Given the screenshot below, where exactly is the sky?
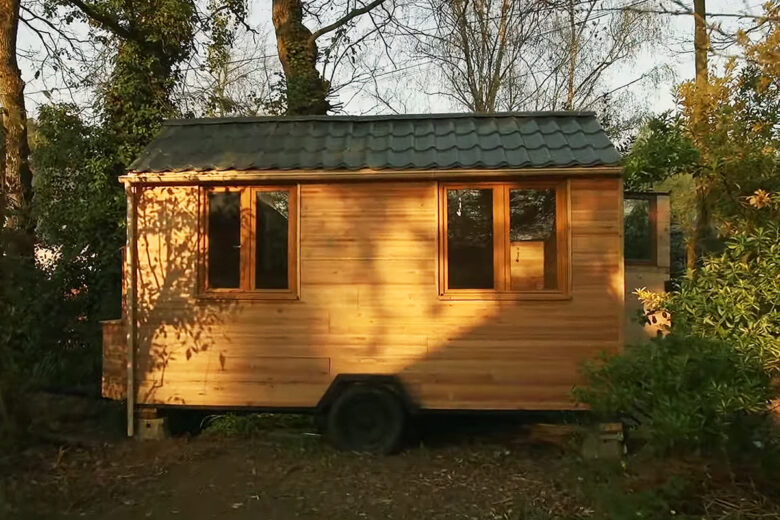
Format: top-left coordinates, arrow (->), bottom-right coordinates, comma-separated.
16,0 -> 768,118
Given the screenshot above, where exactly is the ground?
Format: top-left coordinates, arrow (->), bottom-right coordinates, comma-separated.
1,395 -> 779,520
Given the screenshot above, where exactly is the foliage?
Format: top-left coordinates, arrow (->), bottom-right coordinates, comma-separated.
574,333 -> 774,454
93,0 -> 196,163
623,113 -> 700,191
27,105 -> 126,389
659,219 -> 780,374
676,63 -> 780,231
0,250 -> 99,439
202,413 -> 313,437
623,5 -> 779,267
578,470 -> 697,520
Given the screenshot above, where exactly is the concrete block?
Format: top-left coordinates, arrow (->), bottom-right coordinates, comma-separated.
581,422 -> 625,460
137,416 -> 168,440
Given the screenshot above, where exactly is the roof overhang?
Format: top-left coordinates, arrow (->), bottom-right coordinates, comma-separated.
119,166 -> 623,185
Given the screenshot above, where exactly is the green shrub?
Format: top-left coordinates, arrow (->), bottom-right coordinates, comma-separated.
668,221 -> 780,374
201,413 -> 312,437
574,334 -> 774,453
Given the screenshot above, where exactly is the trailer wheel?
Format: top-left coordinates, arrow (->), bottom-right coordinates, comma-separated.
327,384 -> 405,454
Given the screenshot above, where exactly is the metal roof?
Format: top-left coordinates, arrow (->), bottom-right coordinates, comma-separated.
128,112 -> 621,173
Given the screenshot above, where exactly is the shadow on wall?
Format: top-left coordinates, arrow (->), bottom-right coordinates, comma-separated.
135,186 -> 238,405
130,179 -> 623,411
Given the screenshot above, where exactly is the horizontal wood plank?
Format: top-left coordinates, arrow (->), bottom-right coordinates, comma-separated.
126,178 -> 624,410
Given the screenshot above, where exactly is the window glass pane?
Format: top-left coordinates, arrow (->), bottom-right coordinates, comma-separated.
509,188 -> 557,290
447,189 -> 493,289
255,191 -> 290,289
624,198 -> 652,261
208,192 -> 241,288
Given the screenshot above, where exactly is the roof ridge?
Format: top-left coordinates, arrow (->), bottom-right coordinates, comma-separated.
163,112 -> 598,126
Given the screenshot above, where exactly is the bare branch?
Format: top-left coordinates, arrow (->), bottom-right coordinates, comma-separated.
310,0 -> 387,42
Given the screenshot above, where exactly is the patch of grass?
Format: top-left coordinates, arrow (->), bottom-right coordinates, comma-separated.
201,412 -> 314,437
583,475 -> 698,520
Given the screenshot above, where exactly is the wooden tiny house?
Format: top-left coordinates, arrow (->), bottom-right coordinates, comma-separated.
104,113 -> 668,450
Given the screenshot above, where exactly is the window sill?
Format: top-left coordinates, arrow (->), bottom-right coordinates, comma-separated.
197,290 -> 299,301
438,290 -> 572,301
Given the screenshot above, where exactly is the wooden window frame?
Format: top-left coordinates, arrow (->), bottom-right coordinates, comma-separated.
623,192 -> 658,266
198,185 -> 299,300
438,180 -> 570,301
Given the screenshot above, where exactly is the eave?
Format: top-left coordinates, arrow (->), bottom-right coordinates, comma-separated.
119,166 -> 624,185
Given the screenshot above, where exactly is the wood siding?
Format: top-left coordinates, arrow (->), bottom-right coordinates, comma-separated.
101,319 -> 126,400
130,178 -> 624,410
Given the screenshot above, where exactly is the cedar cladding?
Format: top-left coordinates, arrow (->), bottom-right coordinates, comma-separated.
129,178 -> 623,410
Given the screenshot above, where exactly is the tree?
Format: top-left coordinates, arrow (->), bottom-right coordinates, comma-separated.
406,0 -> 544,113
271,0 -> 389,115
685,0 -> 709,271
400,0 -> 663,115
623,113 -> 700,192
674,5 -> 779,255
622,2 -> 779,272
57,0 -> 196,162
0,0 -> 34,258
178,25 -> 282,117
536,0 -> 663,111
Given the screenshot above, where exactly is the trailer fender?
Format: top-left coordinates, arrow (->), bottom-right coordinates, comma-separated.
316,374 -> 418,414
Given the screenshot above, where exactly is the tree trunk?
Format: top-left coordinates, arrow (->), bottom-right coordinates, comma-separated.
565,0 -> 578,110
0,0 -> 34,258
693,0 -> 708,88
272,0 -> 331,115
0,119 -> 6,239
687,0 -> 708,272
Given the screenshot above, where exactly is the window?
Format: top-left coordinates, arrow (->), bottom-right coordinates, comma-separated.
201,186 -> 297,298
624,194 -> 656,264
439,181 -> 569,299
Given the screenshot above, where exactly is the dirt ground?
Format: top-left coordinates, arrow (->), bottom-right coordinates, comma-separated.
2,417 -> 590,520
1,396 -> 779,520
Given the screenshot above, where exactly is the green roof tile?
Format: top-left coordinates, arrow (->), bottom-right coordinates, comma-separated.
128,112 -> 621,173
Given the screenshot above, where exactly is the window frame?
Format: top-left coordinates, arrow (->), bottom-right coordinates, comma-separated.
438,180 -> 570,301
623,192 -> 658,266
198,185 -> 299,300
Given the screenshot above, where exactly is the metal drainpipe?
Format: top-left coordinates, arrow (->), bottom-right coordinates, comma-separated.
125,184 -> 137,437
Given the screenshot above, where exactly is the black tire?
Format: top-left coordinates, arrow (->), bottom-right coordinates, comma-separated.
326,384 -> 406,454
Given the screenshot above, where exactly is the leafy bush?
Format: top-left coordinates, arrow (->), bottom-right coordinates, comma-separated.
201,413 -> 312,437
574,334 -> 774,453
0,254 -> 71,438
667,221 -> 780,374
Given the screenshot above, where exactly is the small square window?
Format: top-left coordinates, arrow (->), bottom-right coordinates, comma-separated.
201,186 -> 297,299
439,182 -> 569,299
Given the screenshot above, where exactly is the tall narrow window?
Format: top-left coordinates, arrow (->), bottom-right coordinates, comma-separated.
509,188 -> 557,290
447,189 -> 494,289
439,182 -> 568,298
624,197 -> 654,263
202,186 -> 297,298
255,191 -> 289,289
207,191 -> 241,288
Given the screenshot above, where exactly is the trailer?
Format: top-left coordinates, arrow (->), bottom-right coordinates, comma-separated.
102,112 -> 670,452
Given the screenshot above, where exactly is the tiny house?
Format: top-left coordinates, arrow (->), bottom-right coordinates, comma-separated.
103,113 -> 669,451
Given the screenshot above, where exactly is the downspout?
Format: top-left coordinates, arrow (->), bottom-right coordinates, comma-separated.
125,184 -> 137,437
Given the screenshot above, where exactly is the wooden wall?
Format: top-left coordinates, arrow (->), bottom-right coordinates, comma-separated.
101,319 -> 126,400
129,177 -> 624,410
